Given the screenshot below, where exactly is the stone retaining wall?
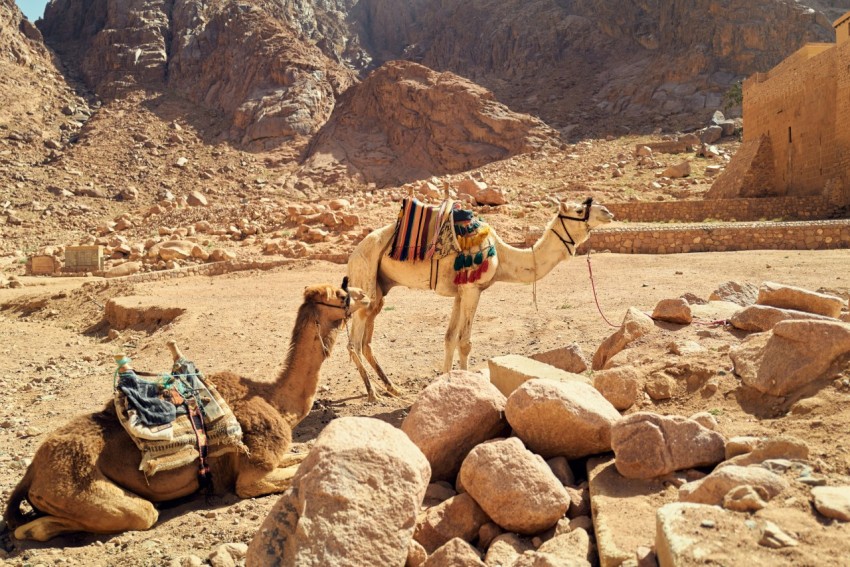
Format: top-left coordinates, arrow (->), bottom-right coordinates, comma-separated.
578,220 -> 850,255
88,258 -> 296,287
606,196 -> 837,223
81,222 -> 850,288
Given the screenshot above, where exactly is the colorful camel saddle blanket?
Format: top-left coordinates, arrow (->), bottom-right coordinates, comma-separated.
114,358 -> 246,477
387,198 -> 497,284
388,198 -> 458,261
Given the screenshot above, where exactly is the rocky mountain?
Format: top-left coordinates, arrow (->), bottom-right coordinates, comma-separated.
343,0 -> 844,135
38,0 -> 358,149
33,0 -> 850,148
302,61 -> 561,186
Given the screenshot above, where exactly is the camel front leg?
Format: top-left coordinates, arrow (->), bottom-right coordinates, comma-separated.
457,287 -> 482,370
362,297 -> 402,397
347,308 -> 379,402
235,454 -> 307,499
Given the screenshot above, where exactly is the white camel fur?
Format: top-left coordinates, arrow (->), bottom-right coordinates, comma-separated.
346,198 -> 614,401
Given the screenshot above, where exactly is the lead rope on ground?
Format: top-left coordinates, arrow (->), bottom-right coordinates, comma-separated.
586,251 -> 729,329
585,251 -> 620,329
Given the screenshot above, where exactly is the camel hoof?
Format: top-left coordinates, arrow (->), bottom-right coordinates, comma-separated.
366,392 -> 378,403
385,386 -> 403,398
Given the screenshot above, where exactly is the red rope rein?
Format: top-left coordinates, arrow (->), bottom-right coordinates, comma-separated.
585,251 -> 729,329
585,252 -> 620,328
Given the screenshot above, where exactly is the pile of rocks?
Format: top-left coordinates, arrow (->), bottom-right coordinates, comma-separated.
245,280 -> 850,566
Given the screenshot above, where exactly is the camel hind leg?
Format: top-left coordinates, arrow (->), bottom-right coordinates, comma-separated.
444,287 -> 482,372
15,477 -> 158,541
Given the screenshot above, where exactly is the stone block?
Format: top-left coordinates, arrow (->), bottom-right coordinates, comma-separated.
488,355 -> 589,397
588,456 -> 676,567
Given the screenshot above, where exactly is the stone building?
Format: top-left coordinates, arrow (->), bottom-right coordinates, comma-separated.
708,11 -> 850,210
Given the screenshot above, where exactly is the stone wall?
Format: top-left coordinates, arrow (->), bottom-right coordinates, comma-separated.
606,195 -> 837,223
738,40 -> 850,200
579,220 -> 850,255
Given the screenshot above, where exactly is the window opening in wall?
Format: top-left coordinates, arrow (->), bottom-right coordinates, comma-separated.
788,127 -> 792,143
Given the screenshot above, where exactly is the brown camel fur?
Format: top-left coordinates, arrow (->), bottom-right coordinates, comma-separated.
3,282 -> 369,541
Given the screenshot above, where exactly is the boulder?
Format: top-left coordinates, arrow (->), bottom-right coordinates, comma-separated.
811,486 -> 850,521
422,538 -> 485,567
105,261 -> 141,279
401,370 -> 507,481
730,304 -> 836,332
506,379 -> 621,459
730,320 -> 850,396
592,366 -> 641,411
458,437 -> 568,534
530,343 -> 589,374
662,160 -> 691,178
536,528 -> 592,565
155,240 -> 205,262
709,281 -> 759,306
413,493 -> 489,554
611,413 -> 725,479
700,125 -> 723,144
651,298 -> 692,325
719,436 -> 809,468
592,307 -> 656,370
187,191 -> 209,207
484,533 -> 535,566
756,281 -> 845,318
679,465 -> 789,505
476,187 -> 507,206
247,417 -> 430,567
488,355 -> 589,397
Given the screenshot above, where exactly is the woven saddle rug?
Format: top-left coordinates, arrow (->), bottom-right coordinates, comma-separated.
388,198 -> 457,262
387,198 -> 497,285
114,358 -> 246,478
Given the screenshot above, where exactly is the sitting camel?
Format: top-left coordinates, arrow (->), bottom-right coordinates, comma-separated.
4,281 -> 369,541
346,198 -> 614,401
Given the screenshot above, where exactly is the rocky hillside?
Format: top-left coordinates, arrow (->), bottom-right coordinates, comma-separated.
34,0 -> 850,144
0,0 -> 85,164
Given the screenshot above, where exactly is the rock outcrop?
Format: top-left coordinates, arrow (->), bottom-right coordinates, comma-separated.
40,0 -> 356,147
302,61 -> 560,186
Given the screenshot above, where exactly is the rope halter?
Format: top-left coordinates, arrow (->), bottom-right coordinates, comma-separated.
551,197 -> 594,256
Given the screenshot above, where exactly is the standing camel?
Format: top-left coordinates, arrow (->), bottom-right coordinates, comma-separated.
346,198 -> 614,401
4,281 -> 369,541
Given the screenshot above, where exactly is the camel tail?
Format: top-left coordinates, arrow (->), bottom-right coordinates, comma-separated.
3,465 -> 35,529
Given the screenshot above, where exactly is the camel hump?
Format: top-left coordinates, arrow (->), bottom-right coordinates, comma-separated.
347,223 -> 395,300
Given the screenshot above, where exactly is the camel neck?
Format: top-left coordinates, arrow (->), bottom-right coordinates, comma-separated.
492,226 -> 578,284
271,317 -> 338,428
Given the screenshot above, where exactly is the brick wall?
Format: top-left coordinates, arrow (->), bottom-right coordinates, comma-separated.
579,220 -> 850,254
606,195 -> 836,223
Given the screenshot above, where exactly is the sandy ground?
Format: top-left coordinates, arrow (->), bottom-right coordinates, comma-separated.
1,249 -> 850,566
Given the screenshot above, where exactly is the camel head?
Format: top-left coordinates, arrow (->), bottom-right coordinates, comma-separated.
557,198 -> 615,230
547,198 -> 614,256
302,282 -> 370,323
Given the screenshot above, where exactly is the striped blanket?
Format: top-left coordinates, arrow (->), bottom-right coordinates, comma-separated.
388,198 -> 457,261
